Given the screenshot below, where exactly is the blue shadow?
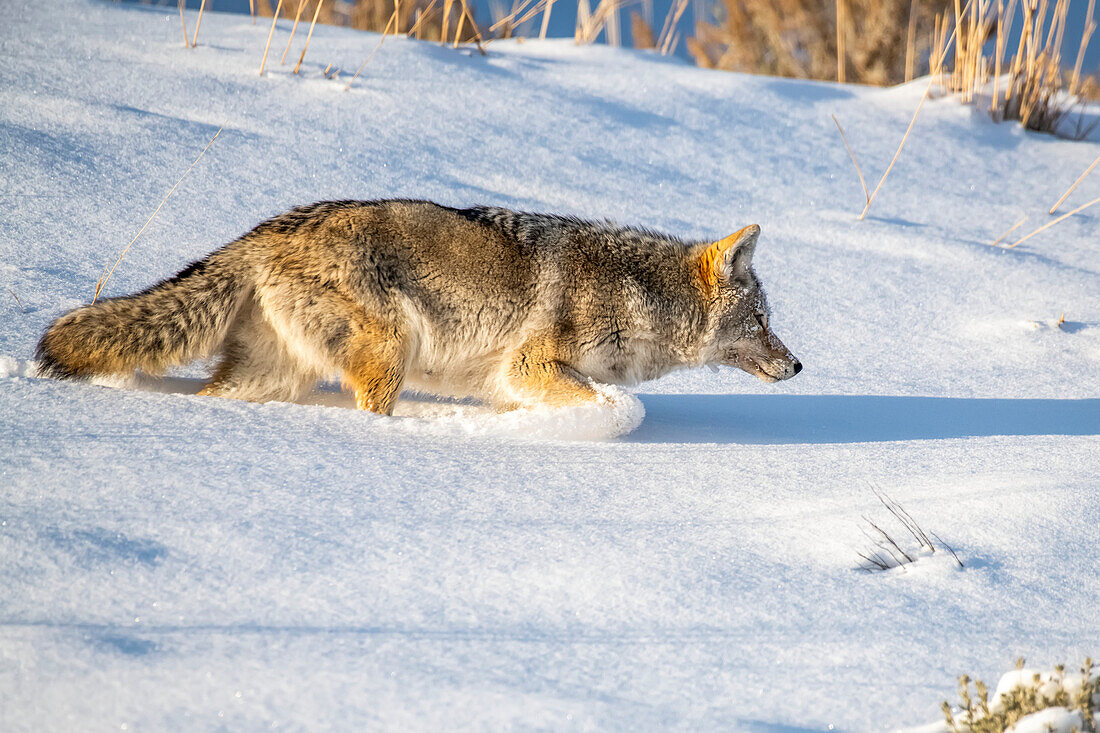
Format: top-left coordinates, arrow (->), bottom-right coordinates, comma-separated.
627,394 -> 1100,444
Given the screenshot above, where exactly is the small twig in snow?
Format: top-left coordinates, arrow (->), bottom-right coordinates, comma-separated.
930,531 -> 964,568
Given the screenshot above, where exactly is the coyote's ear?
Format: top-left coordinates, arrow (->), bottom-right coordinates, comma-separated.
700,224 -> 760,286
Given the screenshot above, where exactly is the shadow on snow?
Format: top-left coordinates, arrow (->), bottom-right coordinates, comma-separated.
77,372 -> 1099,444
626,394 -> 1100,444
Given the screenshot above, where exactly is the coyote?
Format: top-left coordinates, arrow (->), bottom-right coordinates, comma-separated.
36,200 -> 801,414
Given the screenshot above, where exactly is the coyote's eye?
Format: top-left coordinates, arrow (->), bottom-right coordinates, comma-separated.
754,313 -> 767,330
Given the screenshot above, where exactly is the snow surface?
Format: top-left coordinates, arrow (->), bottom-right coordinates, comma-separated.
1,0 -> 1099,729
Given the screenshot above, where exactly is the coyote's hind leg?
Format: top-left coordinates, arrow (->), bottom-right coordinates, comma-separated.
341,317 -> 407,416
255,283 -> 408,416
199,299 -> 316,403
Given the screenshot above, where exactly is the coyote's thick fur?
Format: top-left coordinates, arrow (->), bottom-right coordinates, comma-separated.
37,200 -> 801,413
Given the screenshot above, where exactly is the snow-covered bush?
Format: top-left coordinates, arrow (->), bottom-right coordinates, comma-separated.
939,658 -> 1099,733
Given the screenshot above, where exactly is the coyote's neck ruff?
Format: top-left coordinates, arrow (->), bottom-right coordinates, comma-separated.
37,200 -> 801,414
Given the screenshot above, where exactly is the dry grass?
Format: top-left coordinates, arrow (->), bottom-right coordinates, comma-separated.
858,81 -> 935,219
832,114 -> 870,206
93,125 -> 224,303
256,0 -> 481,44
8,288 -> 26,313
852,0 -> 979,220
346,9 -> 398,88
856,490 -> 962,572
177,0 -> 190,47
489,0 -> 564,40
291,0 -> 327,73
255,0 -> 674,52
688,0 -> 952,85
942,657 -> 1098,733
279,0 -> 310,64
192,0 -> 208,46
630,9 -> 656,48
656,0 -> 689,54
933,0 -> 1099,137
1000,193 -> 1100,247
680,0 -> 1099,142
989,214 -> 1029,245
259,0 -> 286,74
1049,152 -> 1100,213
574,0 -> 640,45
620,0 -> 690,53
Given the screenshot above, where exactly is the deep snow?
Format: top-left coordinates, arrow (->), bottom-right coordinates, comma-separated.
1,0 -> 1098,729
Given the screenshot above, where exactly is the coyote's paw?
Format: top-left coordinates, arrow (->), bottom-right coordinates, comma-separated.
530,382 -> 645,440
456,382 -> 645,440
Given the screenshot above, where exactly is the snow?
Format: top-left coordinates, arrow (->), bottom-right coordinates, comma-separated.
1007,708 -> 1087,733
1,0 -> 1099,729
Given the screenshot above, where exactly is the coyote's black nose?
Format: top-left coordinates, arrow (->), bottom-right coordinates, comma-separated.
792,361 -> 803,375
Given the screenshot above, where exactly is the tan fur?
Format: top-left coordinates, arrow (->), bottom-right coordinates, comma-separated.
344,319 -> 407,415
503,334 -> 601,407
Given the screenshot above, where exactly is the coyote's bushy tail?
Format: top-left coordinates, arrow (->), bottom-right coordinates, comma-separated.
35,250 -> 246,380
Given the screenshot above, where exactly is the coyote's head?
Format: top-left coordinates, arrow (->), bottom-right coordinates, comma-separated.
696,224 -> 802,382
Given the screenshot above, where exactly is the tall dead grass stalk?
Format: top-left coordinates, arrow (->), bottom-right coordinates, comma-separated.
905,0 -> 919,80
489,0 -> 541,37
858,1 -> 970,220
989,214 -> 1028,245
1049,152 -> 1100,213
260,0 -> 286,75
832,114 -> 869,206
346,9 -> 397,89
191,0 -> 208,47
1002,195 -> 1100,248
408,0 -> 440,36
178,0 -> 189,47
836,0 -> 847,82
292,0 -> 325,73
576,0 -> 637,44
1070,0 -> 1096,95
94,125 -> 224,304
280,0 -> 308,64
539,0 -> 554,37
657,0 -> 689,54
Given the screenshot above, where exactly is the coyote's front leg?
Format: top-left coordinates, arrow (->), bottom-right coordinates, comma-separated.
504,341 -> 601,408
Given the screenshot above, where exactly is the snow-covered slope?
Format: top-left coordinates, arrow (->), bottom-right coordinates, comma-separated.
1,0 -> 1098,729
